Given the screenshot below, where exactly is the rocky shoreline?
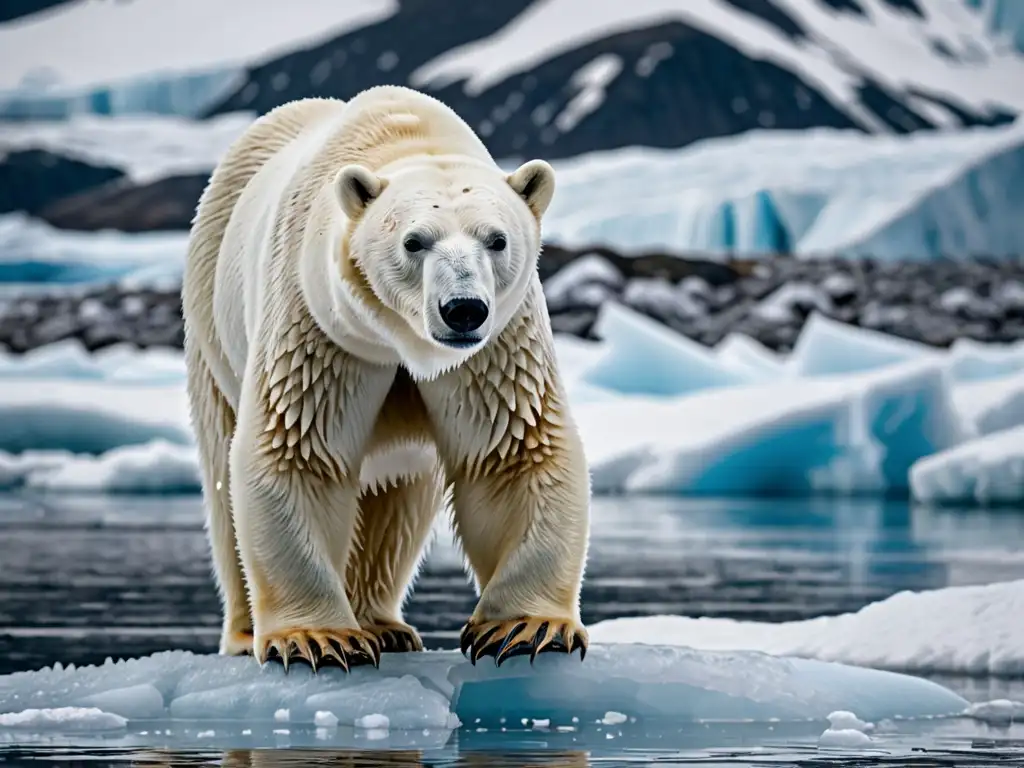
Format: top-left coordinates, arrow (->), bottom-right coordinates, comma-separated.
1,248 -> 1023,356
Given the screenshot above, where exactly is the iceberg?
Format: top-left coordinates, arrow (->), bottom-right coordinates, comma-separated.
4,296 -> 1024,499
0,339 -> 186,383
0,439 -> 201,494
590,579 -> 1024,677
951,370 -> 1024,436
713,332 -> 787,381
0,645 -> 969,741
947,338 -> 1024,384
0,343 -> 967,497
967,0 -> 1024,53
0,379 -> 192,455
574,356 -> 964,495
786,312 -> 940,378
909,424 -> 1024,506
0,214 -> 188,288
581,302 -> 757,396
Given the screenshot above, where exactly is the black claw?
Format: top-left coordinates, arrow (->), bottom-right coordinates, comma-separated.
380,630 -> 406,654
495,641 -> 534,667
469,625 -> 502,665
573,632 -> 587,661
459,626 -> 474,656
493,621 -> 526,657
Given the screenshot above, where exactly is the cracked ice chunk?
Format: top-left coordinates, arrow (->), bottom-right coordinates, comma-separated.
0,644 -> 967,741
0,706 -> 126,731
583,301 -> 756,397
788,312 -> 939,377
910,424 -> 1024,505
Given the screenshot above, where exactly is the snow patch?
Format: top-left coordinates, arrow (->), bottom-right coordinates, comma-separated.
0,113 -> 254,184
0,0 -> 397,92
0,706 -> 126,731
412,0 -> 1024,120
590,578 -> 1024,676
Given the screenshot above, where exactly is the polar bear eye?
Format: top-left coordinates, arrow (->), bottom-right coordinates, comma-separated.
403,236 -> 426,253
486,233 -> 507,252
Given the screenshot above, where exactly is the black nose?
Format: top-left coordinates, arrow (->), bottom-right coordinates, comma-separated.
439,297 -> 489,333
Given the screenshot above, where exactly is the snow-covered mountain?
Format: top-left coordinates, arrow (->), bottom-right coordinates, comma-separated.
2,0 -> 1023,160
2,0 -> 1022,261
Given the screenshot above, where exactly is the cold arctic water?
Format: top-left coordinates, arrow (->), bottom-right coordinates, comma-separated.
1,492 -> 1023,767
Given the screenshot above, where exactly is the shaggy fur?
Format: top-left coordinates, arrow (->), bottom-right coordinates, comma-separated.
182,85 -> 591,669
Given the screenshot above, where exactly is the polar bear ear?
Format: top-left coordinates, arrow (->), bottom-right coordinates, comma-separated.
334,164 -> 388,220
506,159 -> 556,219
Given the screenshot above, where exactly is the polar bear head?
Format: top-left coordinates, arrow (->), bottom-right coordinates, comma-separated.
332,156 -> 555,374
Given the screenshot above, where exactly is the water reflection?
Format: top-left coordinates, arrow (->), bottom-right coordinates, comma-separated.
0,492 -> 1022,675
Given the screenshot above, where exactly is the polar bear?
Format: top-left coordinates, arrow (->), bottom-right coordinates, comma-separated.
181,85 -> 591,671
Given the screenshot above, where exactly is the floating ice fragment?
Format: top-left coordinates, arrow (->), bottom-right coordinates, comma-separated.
355,713 -> 390,730
818,727 -> 874,749
583,301 -> 754,396
964,699 -> 1023,725
0,706 -> 126,731
826,710 -> 873,732
313,710 -> 338,727
0,645 -> 969,738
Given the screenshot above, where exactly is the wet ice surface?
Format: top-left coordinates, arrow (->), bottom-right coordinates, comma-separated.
1,493 -> 1024,766
4,493 -> 1024,676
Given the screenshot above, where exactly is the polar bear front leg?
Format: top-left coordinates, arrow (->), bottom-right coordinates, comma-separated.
419,325 -> 592,667
229,343 -> 397,672
347,459 -> 445,653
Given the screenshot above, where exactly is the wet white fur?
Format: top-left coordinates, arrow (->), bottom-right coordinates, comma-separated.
182,85 -> 591,656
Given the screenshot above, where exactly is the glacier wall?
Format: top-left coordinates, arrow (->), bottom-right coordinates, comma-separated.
966,0 -> 1024,53
0,118 -> 1022,272
541,122 -> 1024,260
0,68 -> 243,120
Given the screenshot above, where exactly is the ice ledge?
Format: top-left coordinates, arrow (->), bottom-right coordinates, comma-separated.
0,645 -> 967,732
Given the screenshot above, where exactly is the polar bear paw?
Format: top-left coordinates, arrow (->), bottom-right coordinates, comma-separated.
360,620 -> 425,654
460,617 -> 589,667
219,629 -> 255,657
256,627 -> 382,672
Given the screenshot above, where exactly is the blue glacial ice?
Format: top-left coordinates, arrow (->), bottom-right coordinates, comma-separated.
542,122 -> 1024,260
0,645 -> 969,745
0,68 -> 244,120
967,0 -> 1024,52
911,424 -> 1024,506
0,214 -> 189,289
581,301 -> 758,396
2,300 -> 1023,503
3,119 -> 1024,282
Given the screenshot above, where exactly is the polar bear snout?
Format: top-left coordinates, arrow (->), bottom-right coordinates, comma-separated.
439,297 -> 489,333
419,239 -> 497,349
431,296 -> 490,348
